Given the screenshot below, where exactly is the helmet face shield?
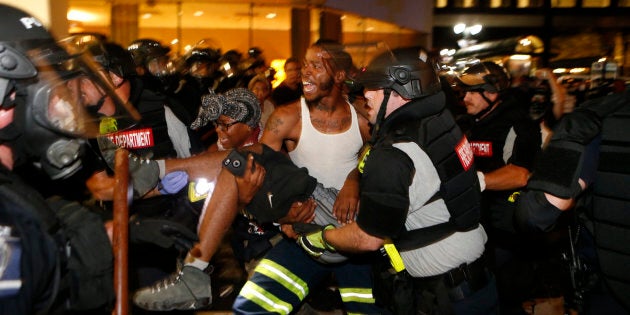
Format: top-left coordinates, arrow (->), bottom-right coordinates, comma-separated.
455,60 -> 510,93
25,44 -> 140,138
146,56 -> 176,77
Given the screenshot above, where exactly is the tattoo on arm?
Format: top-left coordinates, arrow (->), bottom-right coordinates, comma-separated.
265,117 -> 283,135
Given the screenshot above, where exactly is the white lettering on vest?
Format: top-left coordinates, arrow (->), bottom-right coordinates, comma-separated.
106,128 -> 154,149
455,136 -> 474,171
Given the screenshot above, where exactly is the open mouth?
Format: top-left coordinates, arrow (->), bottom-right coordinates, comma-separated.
302,81 -> 315,93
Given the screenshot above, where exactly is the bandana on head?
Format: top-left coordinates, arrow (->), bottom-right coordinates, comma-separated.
191,87 -> 261,130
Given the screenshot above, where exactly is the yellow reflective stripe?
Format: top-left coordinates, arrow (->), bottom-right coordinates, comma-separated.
187,182 -> 208,202
99,117 -> 118,134
357,145 -> 372,174
338,287 -> 375,304
254,259 -> 309,300
384,242 -> 406,272
508,191 -> 520,203
240,281 -> 293,315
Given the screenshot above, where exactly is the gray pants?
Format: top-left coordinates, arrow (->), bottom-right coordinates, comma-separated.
311,183 -> 343,228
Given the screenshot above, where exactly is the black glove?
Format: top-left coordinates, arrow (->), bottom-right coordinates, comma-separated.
129,217 -> 199,252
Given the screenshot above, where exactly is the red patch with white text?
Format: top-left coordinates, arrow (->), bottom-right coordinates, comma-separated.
106,128 -> 154,149
455,136 -> 474,171
470,141 -> 493,157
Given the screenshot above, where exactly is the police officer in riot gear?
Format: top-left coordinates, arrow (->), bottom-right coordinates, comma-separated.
0,4 -> 140,313
297,47 -> 497,314
455,61 -> 543,312
215,49 -> 247,93
515,89 -> 630,314
127,38 -> 180,95
173,44 -> 222,137
83,41 -> 200,159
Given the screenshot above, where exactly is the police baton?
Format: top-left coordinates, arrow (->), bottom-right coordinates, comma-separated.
112,149 -> 130,315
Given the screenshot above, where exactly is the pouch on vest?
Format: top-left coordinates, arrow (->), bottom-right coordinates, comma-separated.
371,258 -> 415,315
48,197 -> 114,311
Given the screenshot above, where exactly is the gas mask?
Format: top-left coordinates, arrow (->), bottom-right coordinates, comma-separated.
3,44 -> 140,180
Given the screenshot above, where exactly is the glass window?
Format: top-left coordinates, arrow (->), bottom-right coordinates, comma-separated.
582,0 -> 610,7
490,0 -> 508,8
436,0 -> 449,8
451,0 -> 478,7
517,0 -> 545,7
551,0 -> 576,7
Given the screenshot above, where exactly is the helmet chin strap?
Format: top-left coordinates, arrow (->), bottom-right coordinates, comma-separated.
369,88 -> 392,144
86,94 -> 107,116
474,92 -> 499,120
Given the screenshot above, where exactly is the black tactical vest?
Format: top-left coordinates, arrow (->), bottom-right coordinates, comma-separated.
588,96 -> 630,310
377,92 -> 482,250
0,170 -> 59,315
106,79 -> 178,159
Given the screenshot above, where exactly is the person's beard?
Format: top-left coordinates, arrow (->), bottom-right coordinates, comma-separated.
305,77 -> 335,106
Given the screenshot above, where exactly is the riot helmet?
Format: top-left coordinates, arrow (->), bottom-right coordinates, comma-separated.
356,46 -> 441,100
86,42 -> 137,79
456,60 -> 511,93
127,38 -> 170,68
353,46 -> 442,142
185,47 -> 221,66
0,4 -> 139,179
219,49 -> 243,78
247,47 -> 263,60
184,48 -> 221,80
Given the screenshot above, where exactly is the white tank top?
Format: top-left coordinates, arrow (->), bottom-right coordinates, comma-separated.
288,98 -> 363,190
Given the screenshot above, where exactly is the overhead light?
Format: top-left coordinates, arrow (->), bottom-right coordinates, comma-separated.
142,13 -> 152,19
510,54 -> 531,60
453,23 -> 482,35
265,12 -> 277,19
171,39 -> 179,45
453,23 -> 466,34
366,26 -> 374,31
194,11 -> 204,17
570,67 -> 588,73
67,9 -> 97,22
439,48 -> 456,56
340,15 -> 347,20
468,24 -> 482,35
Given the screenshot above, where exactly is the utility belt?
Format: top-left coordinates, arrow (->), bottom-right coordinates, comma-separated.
415,254 -> 489,299
373,247 -> 490,314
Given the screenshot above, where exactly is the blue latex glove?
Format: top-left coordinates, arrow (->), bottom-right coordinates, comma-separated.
158,171 -> 189,194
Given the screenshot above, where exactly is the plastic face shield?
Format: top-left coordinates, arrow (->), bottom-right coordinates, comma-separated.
456,59 -> 492,90
28,39 -> 141,138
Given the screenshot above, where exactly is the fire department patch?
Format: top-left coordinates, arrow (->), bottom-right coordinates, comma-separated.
455,136 -> 474,171
470,141 -> 493,157
106,128 -> 154,149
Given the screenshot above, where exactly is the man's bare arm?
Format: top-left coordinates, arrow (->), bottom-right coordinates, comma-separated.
325,222 -> 384,253
333,168 -> 361,224
483,164 -> 530,191
260,101 -> 301,151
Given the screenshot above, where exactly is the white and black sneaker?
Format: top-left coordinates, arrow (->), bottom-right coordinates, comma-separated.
132,265 -> 212,311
